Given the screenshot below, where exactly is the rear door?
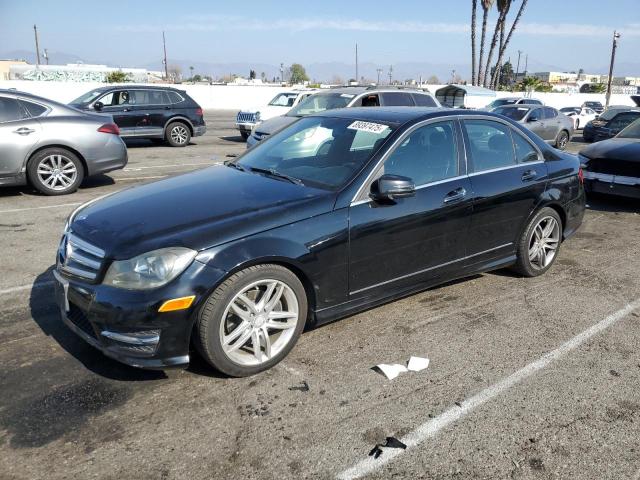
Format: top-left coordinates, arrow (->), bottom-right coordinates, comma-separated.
129,89 -> 166,137
542,107 -> 562,140
462,118 -> 548,266
348,119 -> 472,297
0,96 -> 42,176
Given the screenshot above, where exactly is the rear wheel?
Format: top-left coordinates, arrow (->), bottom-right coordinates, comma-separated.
555,130 -> 569,150
27,148 -> 84,195
194,264 -> 307,377
166,122 -> 191,147
511,207 -> 562,277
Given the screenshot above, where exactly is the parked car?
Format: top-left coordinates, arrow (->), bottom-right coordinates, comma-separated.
559,106 -> 597,129
582,101 -> 604,114
235,90 -> 316,140
579,118 -> 640,198
582,106 -> 640,143
69,86 -> 206,147
492,105 -> 574,150
245,87 -> 441,148
0,89 -> 127,195
484,97 -> 544,110
53,108 -> 584,375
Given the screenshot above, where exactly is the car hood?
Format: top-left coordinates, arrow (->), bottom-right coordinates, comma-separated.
241,105 -> 290,121
69,165 -> 334,259
580,138 -> 640,162
254,115 -> 298,135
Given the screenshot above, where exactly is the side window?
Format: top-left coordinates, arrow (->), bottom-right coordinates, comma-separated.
463,120 -> 516,172
381,92 -> 415,107
356,94 -> 380,107
129,90 -> 148,105
19,100 -> 48,117
382,121 -> 458,185
543,107 -> 558,119
0,97 -> 27,122
512,131 -> 539,163
412,94 -> 437,107
529,100 -> 542,105
528,108 -> 542,121
97,92 -> 114,106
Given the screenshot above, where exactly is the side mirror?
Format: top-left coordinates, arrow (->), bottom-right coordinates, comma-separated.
527,115 -> 539,122
93,101 -> 104,111
370,174 -> 415,201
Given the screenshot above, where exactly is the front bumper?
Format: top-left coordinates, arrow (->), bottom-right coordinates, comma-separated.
583,171 -> 640,199
193,125 -> 207,137
236,122 -> 256,134
52,260 -> 227,369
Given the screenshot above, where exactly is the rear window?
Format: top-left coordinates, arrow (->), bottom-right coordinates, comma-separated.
20,100 -> 48,117
287,93 -> 353,117
412,94 -> 437,107
381,92 -> 415,107
543,107 -> 558,119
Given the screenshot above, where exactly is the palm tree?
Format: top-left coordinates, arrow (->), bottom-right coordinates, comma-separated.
490,0 -> 529,88
482,0 -> 511,87
471,0 -> 478,85
476,0 -> 495,88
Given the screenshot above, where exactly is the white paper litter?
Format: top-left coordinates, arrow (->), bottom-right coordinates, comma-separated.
376,363 -> 408,380
407,356 -> 430,372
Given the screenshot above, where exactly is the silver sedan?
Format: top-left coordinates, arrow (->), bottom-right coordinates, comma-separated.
491,105 -> 575,150
0,89 -> 127,195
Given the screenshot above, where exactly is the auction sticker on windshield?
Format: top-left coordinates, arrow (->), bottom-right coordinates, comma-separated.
347,121 -> 389,134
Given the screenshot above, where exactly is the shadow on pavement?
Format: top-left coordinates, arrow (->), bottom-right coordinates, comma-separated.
586,192 -> 640,213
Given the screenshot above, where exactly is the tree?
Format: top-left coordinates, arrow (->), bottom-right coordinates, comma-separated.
192,74 -> 202,82
260,71 -> 266,82
168,65 -> 182,82
426,75 -> 440,84
249,69 -> 256,80
330,75 -> 344,85
476,0 -> 495,87
471,0 -> 478,85
189,66 -> 194,79
490,60 -> 513,88
489,0 -> 529,88
289,63 -> 309,84
105,70 -> 130,83
483,0 -> 511,87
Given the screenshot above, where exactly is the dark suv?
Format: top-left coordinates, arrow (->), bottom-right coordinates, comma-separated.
582,107 -> 640,143
69,86 -> 206,147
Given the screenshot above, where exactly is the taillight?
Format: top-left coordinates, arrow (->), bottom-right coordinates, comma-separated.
578,166 -> 584,184
195,107 -> 203,117
98,123 -> 120,135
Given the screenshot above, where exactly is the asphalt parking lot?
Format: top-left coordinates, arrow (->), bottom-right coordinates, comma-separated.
1,111 -> 639,480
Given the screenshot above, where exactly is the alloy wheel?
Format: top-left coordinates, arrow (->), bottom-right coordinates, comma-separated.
557,132 -> 569,149
36,154 -> 78,191
528,216 -> 560,270
219,279 -> 300,366
170,125 -> 189,144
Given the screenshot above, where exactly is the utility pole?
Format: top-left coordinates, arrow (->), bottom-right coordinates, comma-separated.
43,48 -> 49,65
523,54 -> 528,78
388,65 -> 393,85
355,43 -> 359,84
33,25 -> 41,65
280,63 -> 284,84
162,31 -> 169,81
450,69 -> 456,83
376,68 -> 382,85
514,50 -> 522,86
605,31 -> 621,108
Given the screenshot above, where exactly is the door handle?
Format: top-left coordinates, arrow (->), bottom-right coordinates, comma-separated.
521,169 -> 537,181
13,127 -> 35,135
443,187 -> 467,204
123,108 -> 131,112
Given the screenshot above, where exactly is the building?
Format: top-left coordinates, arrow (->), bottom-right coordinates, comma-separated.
8,63 -> 154,82
0,59 -> 28,80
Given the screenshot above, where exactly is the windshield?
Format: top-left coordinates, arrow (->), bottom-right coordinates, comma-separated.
236,116 -> 394,190
584,102 -> 601,108
617,118 -> 640,139
287,93 -> 354,117
598,108 -> 626,121
493,106 -> 531,121
269,93 -> 299,107
487,98 -> 518,108
70,89 -> 104,105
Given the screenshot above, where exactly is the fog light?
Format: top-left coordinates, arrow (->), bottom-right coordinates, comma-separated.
158,295 -> 196,312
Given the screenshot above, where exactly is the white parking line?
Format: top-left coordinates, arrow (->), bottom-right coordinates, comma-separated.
336,298 -> 640,480
0,280 -> 53,296
0,202 -> 81,214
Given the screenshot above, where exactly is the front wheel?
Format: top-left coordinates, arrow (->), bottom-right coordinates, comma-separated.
555,130 -> 569,150
511,207 -> 562,277
194,264 -> 308,377
27,148 -> 84,195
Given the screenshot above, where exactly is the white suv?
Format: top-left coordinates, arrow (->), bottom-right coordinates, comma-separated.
235,90 -> 316,140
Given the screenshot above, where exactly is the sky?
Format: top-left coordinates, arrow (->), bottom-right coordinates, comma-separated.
1,0 -> 639,77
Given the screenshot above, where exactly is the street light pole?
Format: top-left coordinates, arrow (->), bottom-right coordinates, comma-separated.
605,31 -> 621,108
355,43 -> 358,84
33,25 -> 41,65
162,31 -> 169,81
376,68 -> 382,85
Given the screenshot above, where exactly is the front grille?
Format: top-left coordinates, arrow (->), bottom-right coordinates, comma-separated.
68,303 -> 97,339
587,158 -> 640,177
58,233 -> 105,281
237,112 -> 257,123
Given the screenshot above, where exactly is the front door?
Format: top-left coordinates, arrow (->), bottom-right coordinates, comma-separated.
0,96 -> 41,176
348,119 -> 472,298
524,108 -> 548,140
461,118 -> 548,266
96,90 -> 140,136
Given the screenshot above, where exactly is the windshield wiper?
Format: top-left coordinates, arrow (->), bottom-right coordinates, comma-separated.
224,160 -> 246,172
249,167 -> 304,185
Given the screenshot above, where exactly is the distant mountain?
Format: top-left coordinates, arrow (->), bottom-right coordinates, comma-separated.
0,49 -> 112,66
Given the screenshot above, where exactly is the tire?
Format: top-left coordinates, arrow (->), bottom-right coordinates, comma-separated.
27,148 -> 84,195
555,130 -> 569,150
194,264 -> 308,377
511,207 -> 563,277
165,121 -> 191,147
240,131 -> 249,141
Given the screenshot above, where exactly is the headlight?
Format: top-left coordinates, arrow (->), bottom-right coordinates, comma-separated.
103,247 -> 197,290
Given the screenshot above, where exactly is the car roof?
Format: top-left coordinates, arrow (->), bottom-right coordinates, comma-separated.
86,85 -> 184,92
320,86 -> 433,96
493,104 -> 542,109
312,106 -> 508,125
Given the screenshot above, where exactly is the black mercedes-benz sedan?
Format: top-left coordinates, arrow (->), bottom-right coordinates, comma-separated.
580,118 -> 640,199
53,108 -> 585,376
